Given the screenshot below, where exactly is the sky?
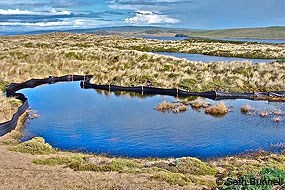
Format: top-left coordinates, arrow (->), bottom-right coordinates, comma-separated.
0,0 -> 285,33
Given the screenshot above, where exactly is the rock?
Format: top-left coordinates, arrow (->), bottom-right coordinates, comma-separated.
175,33 -> 189,37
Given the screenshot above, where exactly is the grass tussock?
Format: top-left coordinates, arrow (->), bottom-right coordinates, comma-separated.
205,102 -> 228,116
12,137 -> 56,155
259,111 -> 269,117
189,100 -> 210,109
240,104 -> 252,113
155,101 -> 187,113
273,116 -> 282,123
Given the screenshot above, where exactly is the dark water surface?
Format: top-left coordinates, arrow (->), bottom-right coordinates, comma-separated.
19,82 -> 285,158
154,52 -> 276,63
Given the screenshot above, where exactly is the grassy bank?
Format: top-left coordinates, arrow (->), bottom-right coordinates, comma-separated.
0,81 -> 22,123
2,127 -> 285,189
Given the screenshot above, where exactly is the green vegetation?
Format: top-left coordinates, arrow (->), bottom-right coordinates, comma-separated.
68,158 -> 141,173
32,147 -> 218,187
0,80 -> 8,92
33,155 -> 84,165
221,167 -> 285,190
12,137 -> 56,155
2,135 -> 285,189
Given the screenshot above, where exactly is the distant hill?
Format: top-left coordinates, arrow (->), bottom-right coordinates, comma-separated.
187,26 -> 285,39
93,26 -> 285,40
4,26 -> 285,40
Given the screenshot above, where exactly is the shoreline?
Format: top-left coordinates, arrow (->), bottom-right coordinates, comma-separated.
1,74 -> 284,136
1,108 -> 285,189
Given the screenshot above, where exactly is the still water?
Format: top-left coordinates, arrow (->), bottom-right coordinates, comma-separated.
142,36 -> 285,44
220,38 -> 285,44
19,82 -> 285,159
142,36 -> 188,41
154,52 -> 276,63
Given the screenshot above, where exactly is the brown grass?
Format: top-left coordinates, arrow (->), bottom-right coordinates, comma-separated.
0,94 -> 22,123
0,33 -> 284,93
205,102 -> 228,116
189,100 -> 210,109
240,104 -> 252,113
155,101 -> 187,113
273,116 -> 282,123
259,111 -> 269,117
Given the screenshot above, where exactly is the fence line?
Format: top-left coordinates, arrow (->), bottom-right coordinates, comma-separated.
1,74 -> 284,137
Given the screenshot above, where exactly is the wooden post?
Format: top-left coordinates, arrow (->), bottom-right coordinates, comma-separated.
109,84 -> 111,92
10,104 -> 12,119
141,85 -> 144,96
177,88 -> 179,98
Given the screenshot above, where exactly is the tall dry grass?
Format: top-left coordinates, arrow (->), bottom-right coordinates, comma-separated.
0,33 -> 284,91
0,33 -> 284,123
0,94 -> 22,123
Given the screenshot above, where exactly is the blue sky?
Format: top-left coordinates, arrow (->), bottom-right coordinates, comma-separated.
1,0 -> 285,33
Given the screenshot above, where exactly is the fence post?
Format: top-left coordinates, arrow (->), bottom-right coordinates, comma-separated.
176,88 -> 179,98
10,104 -> 12,120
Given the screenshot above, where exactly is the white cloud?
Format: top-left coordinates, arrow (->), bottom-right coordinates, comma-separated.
108,0 -> 187,12
0,8 -> 71,15
0,9 -> 33,15
0,18 -> 109,29
124,10 -> 179,24
0,21 -> 71,27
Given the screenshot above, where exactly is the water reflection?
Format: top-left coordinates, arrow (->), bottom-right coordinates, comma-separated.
19,82 -> 285,158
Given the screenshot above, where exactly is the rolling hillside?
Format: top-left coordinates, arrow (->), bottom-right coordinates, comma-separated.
183,26 -> 285,39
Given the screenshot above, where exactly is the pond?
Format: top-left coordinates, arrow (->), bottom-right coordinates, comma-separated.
154,52 -> 276,63
142,36 -> 285,44
142,36 -> 188,41
219,38 -> 285,44
19,82 -> 285,159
